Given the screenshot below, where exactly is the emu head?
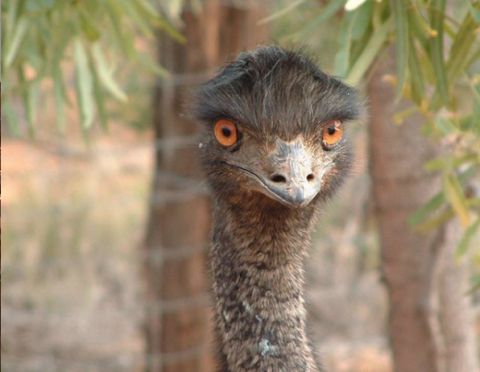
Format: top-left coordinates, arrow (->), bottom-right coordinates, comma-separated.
193,46 -> 362,209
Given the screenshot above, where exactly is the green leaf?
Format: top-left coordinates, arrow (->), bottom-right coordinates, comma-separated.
435,117 -> 456,135
459,165 -> 479,184
17,65 -> 36,136
446,13 -> 477,86
409,192 -> 445,226
5,17 -> 28,68
393,106 -> 418,124
91,44 -> 128,102
74,38 -> 95,130
2,98 -> 21,136
425,154 -> 478,171
443,172 -> 470,227
334,47 -> 350,78
350,1 -> 373,41
121,0 -> 154,38
346,16 -> 393,85
106,0 -> 136,57
456,217 -> 480,258
334,1 -> 373,77
429,0 -> 449,108
52,62 -> 69,103
416,207 -> 455,231
137,52 -> 169,77
79,9 -> 101,41
411,167 -> 477,228
134,0 -> 185,43
334,14 -> 354,77
53,67 -> 67,132
390,0 -> 409,95
424,158 -> 446,171
90,57 -> 108,130
54,83 -> 66,132
407,40 -> 435,87
4,0 -> 20,44
409,6 -> 431,47
407,21 -> 425,106
258,0 -> 305,25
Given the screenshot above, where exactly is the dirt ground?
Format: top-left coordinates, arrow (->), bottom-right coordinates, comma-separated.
2,126 -> 392,371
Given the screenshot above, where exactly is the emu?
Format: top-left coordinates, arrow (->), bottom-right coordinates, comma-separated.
193,46 -> 362,371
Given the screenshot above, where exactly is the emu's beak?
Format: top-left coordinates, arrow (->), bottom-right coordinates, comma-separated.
260,139 -> 322,207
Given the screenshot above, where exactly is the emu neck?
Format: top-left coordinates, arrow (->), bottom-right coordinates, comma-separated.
211,196 -> 319,371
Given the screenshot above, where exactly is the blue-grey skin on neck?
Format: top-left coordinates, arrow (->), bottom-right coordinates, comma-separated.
192,46 -> 362,371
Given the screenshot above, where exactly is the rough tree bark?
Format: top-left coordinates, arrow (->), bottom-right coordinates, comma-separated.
368,49 -> 478,372
143,1 -> 267,371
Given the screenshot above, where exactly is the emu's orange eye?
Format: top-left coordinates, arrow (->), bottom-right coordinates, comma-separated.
214,119 -> 238,147
322,120 -> 343,146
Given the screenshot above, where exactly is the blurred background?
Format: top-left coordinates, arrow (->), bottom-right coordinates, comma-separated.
2,1 -> 480,371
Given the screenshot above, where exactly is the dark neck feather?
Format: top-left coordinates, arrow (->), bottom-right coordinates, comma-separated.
211,194 -> 320,371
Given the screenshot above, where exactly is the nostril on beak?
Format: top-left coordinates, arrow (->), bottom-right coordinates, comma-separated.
270,174 -> 287,183
307,174 -> 315,182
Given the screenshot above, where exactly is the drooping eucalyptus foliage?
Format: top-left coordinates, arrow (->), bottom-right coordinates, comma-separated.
271,0 -> 480,262
1,0 -> 183,134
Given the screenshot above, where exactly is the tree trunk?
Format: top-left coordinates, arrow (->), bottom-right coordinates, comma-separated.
143,2 -> 267,371
368,49 -> 478,372
439,220 -> 479,372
